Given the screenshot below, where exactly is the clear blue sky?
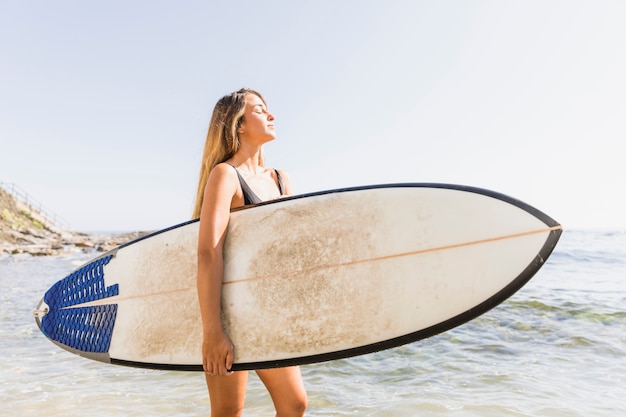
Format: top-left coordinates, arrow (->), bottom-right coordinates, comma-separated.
1,1 -> 624,231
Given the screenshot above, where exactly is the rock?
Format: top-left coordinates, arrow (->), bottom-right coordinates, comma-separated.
0,187 -> 151,256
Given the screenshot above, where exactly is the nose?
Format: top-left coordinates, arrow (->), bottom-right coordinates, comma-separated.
267,111 -> 275,121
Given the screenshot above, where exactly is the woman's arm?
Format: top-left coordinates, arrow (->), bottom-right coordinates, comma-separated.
196,163 -> 238,376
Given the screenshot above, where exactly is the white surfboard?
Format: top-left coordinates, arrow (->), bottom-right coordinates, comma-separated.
35,184 -> 561,371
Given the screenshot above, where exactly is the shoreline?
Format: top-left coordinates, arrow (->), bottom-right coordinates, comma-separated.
1,185 -> 150,256
0,230 -> 150,257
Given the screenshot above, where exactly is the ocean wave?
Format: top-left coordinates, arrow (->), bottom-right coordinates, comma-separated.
505,299 -> 626,324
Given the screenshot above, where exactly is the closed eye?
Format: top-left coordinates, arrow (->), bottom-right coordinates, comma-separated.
254,105 -> 268,114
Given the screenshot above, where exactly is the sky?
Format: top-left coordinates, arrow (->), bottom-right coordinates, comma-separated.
1,0 -> 625,232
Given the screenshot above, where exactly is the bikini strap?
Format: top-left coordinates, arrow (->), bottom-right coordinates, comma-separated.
227,164 -> 262,205
274,169 -> 285,196
226,163 -> 284,203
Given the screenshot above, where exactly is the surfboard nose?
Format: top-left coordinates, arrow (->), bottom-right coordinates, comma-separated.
33,298 -> 49,329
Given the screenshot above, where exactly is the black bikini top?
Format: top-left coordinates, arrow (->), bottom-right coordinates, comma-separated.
229,165 -> 285,205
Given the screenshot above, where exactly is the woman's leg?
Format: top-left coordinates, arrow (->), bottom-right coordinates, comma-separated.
204,371 -> 249,417
256,366 -> 307,417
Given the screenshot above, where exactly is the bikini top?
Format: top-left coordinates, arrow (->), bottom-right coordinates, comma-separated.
229,165 -> 285,205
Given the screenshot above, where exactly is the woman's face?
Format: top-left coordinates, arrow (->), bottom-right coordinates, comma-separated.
238,94 -> 276,144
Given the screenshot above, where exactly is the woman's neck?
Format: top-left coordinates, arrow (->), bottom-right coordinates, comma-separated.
230,144 -> 263,175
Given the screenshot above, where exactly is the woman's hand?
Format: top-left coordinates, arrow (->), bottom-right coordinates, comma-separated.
202,328 -> 235,376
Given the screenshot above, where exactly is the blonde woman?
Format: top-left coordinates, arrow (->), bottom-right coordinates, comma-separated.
193,88 -> 307,417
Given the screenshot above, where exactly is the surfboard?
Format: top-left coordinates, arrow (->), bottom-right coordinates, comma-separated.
34,183 -> 561,371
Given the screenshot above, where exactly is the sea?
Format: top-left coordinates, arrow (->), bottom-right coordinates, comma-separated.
1,229 -> 624,416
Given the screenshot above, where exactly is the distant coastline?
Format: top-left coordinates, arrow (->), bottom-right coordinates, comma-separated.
0,185 -> 149,256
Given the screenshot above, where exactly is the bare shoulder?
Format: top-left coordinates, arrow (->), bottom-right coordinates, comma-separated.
207,163 -> 237,185
204,163 -> 239,203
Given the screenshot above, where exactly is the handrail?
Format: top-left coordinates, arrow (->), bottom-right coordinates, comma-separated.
0,182 -> 70,231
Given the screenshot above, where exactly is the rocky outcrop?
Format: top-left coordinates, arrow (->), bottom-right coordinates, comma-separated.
0,187 -> 149,256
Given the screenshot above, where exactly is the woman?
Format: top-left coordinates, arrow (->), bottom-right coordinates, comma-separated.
193,88 -> 308,417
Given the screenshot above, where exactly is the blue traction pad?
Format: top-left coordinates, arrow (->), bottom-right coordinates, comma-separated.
41,255 -> 119,353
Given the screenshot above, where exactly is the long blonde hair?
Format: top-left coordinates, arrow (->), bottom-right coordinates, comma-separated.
192,88 -> 266,218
